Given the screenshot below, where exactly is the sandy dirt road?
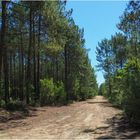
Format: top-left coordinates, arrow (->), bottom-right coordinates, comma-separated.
0,96 -> 140,139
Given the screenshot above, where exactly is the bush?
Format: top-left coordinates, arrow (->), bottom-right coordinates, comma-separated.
54,81 -> 66,105
79,87 -> 89,100
71,79 -> 80,100
6,100 -> 27,112
40,78 -> 66,106
108,59 -> 140,123
122,59 -> 140,123
0,100 -> 5,108
40,78 -> 54,105
124,98 -> 140,124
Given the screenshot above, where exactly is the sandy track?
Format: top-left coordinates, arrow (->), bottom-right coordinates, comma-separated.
0,96 -> 140,139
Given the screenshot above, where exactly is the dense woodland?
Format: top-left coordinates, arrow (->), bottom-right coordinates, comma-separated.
97,1 -> 140,124
0,0 -> 98,108
1,0 -> 140,127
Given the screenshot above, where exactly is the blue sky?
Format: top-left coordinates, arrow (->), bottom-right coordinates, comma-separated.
66,1 -> 128,86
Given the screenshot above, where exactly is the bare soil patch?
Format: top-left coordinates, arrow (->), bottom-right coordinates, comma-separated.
0,96 -> 140,139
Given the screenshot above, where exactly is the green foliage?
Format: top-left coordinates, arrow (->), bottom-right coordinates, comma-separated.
54,81 -> 66,105
0,0 -> 98,110
0,100 -> 5,108
70,78 -> 80,100
98,83 -> 106,96
96,0 -> 140,124
40,78 -> 55,105
124,98 -> 140,123
44,42 -> 63,56
6,100 -> 27,112
40,78 -> 66,106
122,59 -> 140,122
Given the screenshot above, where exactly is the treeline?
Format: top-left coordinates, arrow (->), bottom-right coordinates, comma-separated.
0,1 -> 98,108
97,1 -> 140,124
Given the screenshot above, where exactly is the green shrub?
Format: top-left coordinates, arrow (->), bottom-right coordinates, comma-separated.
54,81 -> 66,105
6,100 -> 27,112
108,59 -> 140,123
122,59 -> 140,123
0,100 -> 5,108
124,98 -> 140,124
40,78 -> 66,106
71,79 -> 80,100
79,87 -> 89,100
40,78 -> 54,106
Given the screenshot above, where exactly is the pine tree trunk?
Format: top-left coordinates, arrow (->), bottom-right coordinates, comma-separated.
26,2 -> 32,104
64,44 -> 68,101
36,10 -> 41,101
19,33 -> 24,101
1,1 -> 9,105
32,12 -> 37,102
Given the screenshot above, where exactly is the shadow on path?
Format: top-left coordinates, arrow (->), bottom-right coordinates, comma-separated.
82,114 -> 140,139
85,97 -> 140,139
88,101 -> 108,104
0,107 -> 38,131
97,115 -> 140,139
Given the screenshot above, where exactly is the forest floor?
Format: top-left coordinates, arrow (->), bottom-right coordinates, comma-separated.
0,96 -> 140,139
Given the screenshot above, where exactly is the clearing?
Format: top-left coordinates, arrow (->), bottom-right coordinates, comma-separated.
0,96 -> 140,139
